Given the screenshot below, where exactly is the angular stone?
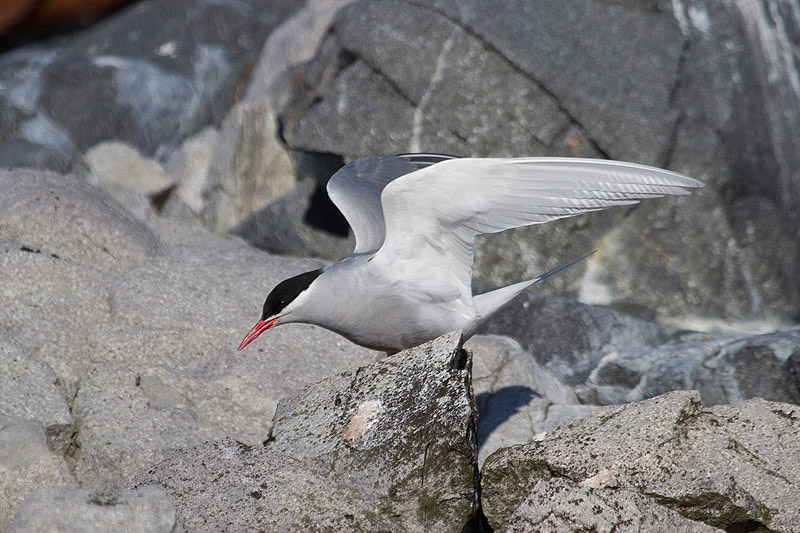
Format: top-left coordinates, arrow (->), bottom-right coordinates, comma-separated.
482,390 -> 800,532
133,331 -> 479,532
199,103 -> 295,234
85,141 -> 172,196
165,127 -> 219,216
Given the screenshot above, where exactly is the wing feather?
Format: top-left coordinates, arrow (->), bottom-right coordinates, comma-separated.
326,154 -> 456,253
373,157 -> 703,297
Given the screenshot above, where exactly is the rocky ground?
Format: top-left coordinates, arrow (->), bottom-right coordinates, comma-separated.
1,0 -> 799,531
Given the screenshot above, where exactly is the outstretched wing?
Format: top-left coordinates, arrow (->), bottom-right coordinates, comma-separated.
326,154 -> 456,254
373,157 -> 703,298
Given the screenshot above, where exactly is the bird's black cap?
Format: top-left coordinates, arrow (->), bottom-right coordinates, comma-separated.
261,268 -> 323,320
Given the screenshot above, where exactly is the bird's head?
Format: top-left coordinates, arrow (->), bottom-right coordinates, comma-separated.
238,268 -> 323,350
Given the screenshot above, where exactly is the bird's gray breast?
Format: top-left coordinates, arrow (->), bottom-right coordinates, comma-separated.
305,257 -> 471,350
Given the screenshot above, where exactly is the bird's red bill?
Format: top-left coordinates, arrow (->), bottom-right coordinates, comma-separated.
238,317 -> 279,351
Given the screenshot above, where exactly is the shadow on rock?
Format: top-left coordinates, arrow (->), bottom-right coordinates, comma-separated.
475,386 -> 539,450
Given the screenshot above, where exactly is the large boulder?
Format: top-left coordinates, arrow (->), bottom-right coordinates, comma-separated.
0,0 -> 297,167
481,390 -> 800,532
133,331 -> 480,532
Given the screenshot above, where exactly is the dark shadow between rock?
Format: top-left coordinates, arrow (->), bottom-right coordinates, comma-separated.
475,386 -> 539,452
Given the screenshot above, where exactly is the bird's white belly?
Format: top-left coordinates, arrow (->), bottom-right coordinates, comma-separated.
304,264 -> 473,351
325,293 -> 468,351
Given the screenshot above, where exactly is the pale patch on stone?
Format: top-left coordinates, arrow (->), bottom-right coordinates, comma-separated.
339,400 -> 382,445
581,468 -> 619,489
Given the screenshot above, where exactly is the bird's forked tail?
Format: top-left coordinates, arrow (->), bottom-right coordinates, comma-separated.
470,249 -> 598,334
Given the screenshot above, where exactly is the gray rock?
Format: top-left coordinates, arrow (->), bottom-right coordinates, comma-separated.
467,334 -> 596,465
582,328 -> 800,406
83,141 -> 172,224
85,141 -> 172,196
429,0 -> 682,163
9,485 -> 179,533
164,127 -> 219,217
107,243 -> 324,332
197,103 -> 296,234
0,168 -> 383,495
0,240 -> 112,382
247,0 -> 362,111
74,243 -> 379,489
0,332 -> 71,432
576,182 -> 796,328
133,331 -> 479,532
479,289 -> 667,385
136,439 -> 372,531
0,416 -> 76,532
231,174 -> 354,259
163,0 -> 361,239
0,169 -> 162,274
0,0 -> 297,164
710,328 -> 800,404
504,477 -> 721,532
481,390 -> 800,532
283,1 -> 593,160
71,364 -> 205,493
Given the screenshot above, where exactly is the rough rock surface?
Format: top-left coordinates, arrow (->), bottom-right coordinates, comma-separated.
580,328 -> 800,407
0,333 -> 71,431
0,0 -> 297,165
503,478 -> 721,533
9,485 -> 179,533
0,169 -> 161,274
133,331 -> 479,532
467,334 -> 597,466
481,390 -> 800,532
0,416 -> 76,533
0,167 -> 382,522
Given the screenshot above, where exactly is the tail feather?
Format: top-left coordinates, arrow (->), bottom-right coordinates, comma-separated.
531,249 -> 598,284
469,250 -> 597,335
